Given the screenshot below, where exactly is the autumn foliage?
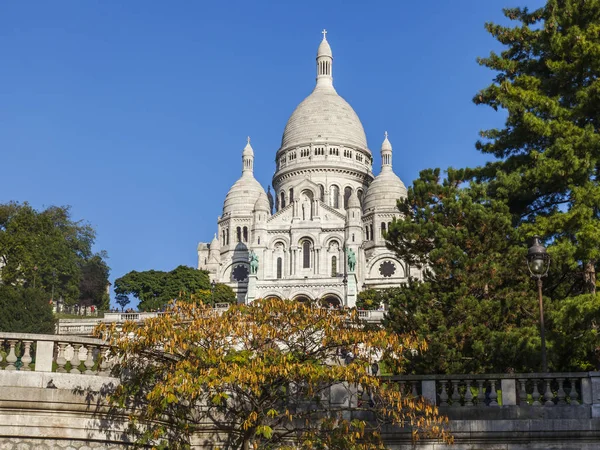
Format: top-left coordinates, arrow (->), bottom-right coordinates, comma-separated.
97,298 -> 451,449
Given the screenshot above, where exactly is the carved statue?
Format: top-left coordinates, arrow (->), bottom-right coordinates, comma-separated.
249,250 -> 259,275
347,247 -> 356,273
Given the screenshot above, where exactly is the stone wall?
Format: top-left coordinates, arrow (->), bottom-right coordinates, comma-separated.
0,438 -> 127,450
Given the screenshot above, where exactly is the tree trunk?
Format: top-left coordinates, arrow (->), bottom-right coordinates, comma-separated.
584,260 -> 597,295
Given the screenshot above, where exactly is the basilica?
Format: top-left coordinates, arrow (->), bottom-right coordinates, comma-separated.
197,32 -> 422,306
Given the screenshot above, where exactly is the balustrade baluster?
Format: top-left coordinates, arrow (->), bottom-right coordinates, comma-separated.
556,378 -> 567,405
532,379 -> 541,405
56,343 -> 68,372
476,380 -> 485,406
21,341 -> 33,371
84,345 -> 97,375
464,380 -> 474,406
518,379 -> 528,405
488,380 -> 499,407
98,348 -> 111,376
439,381 -> 449,406
410,381 -> 418,399
451,380 -> 461,406
543,379 -> 555,406
568,378 -> 580,405
70,344 -> 82,374
5,340 -> 18,371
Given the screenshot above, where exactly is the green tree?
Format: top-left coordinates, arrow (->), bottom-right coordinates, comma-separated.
385,169 -> 541,374
473,1 -> 600,296
79,254 -> 110,310
114,265 -> 210,311
0,285 -> 55,334
115,294 -> 131,312
0,202 -> 109,307
356,289 -> 380,310
97,298 -> 451,449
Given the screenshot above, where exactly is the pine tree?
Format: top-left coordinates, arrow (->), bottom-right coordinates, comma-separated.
473,0 -> 600,295
385,168 -> 541,373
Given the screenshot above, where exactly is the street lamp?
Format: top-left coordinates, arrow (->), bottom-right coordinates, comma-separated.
211,280 -> 216,305
526,235 -> 551,373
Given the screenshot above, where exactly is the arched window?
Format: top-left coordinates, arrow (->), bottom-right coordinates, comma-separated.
277,257 -> 283,279
352,233 -> 355,242
222,230 -> 226,245
357,189 -> 363,206
302,240 -> 311,268
289,188 -> 294,202
258,237 -> 260,245
319,184 -> 325,202
344,187 -> 352,209
280,192 -> 286,209
370,224 -> 374,241
365,226 -> 370,241
331,256 -> 337,277
243,226 -> 248,243
330,185 -> 340,209
381,222 -> 386,238
237,227 -> 242,243
226,229 -> 230,245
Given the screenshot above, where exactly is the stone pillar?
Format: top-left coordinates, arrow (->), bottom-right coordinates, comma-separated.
34,340 -> 54,372
588,372 -> 600,417
421,380 -> 437,405
501,379 -> 517,406
346,273 -> 358,308
246,274 -> 258,304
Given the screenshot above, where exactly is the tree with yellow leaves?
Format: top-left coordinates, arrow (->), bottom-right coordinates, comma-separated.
97,298 -> 451,449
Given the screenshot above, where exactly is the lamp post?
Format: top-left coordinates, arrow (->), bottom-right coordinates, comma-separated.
211,279 -> 216,305
526,235 -> 551,373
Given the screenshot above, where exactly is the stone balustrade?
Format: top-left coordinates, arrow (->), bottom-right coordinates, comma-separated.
0,332 -> 111,375
57,303 -> 382,335
384,372 -> 596,409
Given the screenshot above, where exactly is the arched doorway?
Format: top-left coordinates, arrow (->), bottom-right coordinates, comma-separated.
294,294 -> 312,303
320,294 -> 342,309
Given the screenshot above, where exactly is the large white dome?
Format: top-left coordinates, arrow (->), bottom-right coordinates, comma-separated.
281,85 -> 368,150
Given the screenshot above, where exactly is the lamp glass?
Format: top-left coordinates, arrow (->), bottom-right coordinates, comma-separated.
530,257 -> 545,275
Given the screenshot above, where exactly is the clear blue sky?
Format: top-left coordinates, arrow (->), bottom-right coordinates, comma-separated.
0,0 -> 543,306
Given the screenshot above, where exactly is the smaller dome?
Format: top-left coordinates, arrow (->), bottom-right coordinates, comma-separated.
347,190 -> 361,209
363,133 -> 407,213
223,175 -> 266,216
210,233 -> 219,247
381,132 -> 392,152
254,191 -> 271,212
242,137 -> 254,157
363,171 -> 407,213
317,37 -> 332,57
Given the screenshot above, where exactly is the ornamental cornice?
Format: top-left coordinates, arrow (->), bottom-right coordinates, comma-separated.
273,167 -> 374,187
256,282 -> 346,290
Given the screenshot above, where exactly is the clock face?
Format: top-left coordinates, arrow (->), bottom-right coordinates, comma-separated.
232,264 -> 249,282
379,261 -> 396,278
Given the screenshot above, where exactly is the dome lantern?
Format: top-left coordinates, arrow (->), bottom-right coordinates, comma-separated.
316,29 -> 333,88
242,136 -> 254,174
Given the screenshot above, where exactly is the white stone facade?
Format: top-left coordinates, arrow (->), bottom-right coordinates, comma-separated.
198,32 -> 421,305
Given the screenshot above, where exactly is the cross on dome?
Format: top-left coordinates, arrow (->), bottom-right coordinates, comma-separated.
384,131 -> 388,139
322,29 -> 328,40
247,136 -> 251,144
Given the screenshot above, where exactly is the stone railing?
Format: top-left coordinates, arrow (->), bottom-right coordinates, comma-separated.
0,332 -> 112,375
57,304 -> 233,335
57,304 -> 381,335
356,309 -> 385,323
384,372 -> 595,408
